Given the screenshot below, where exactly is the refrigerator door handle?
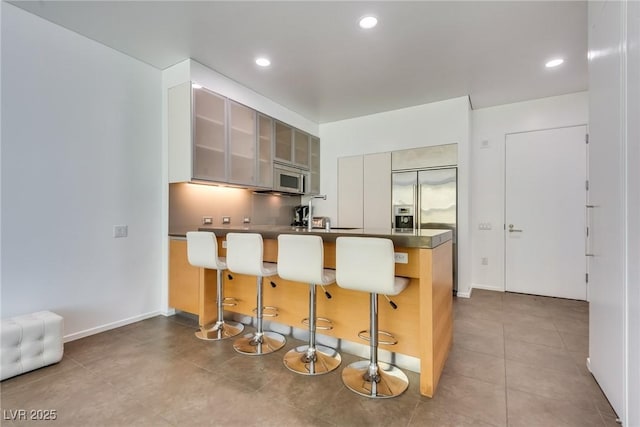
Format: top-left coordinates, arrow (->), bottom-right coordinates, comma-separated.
416,183 -> 421,231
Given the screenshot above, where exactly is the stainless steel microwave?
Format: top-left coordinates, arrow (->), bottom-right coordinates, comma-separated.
273,164 -> 307,194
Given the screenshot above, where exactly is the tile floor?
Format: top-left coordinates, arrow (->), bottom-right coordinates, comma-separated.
1,290 -> 618,426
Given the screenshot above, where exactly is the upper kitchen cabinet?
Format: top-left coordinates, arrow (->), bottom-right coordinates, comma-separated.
309,136 -> 321,194
228,100 -> 256,185
168,82 -> 269,188
275,121 -> 311,169
193,86 -> 227,182
293,129 -> 310,168
257,114 -> 274,189
275,121 -> 293,164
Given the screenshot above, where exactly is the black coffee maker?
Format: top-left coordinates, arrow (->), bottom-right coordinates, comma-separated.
292,205 -> 309,227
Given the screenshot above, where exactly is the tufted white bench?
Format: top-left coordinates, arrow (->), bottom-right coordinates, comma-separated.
1,311 -> 64,381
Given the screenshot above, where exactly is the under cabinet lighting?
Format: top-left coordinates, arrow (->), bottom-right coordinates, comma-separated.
545,58 -> 564,68
192,83 -> 202,89
359,16 -> 378,29
255,57 -> 271,67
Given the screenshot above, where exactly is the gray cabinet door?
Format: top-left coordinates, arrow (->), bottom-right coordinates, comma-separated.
192,87 -> 227,182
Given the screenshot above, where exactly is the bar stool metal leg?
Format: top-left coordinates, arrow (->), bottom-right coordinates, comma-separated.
341,293 -> 409,398
233,275 -> 286,355
283,283 -> 341,375
196,269 -> 244,341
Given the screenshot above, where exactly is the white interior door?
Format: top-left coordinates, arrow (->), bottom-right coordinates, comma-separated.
505,126 -> 587,300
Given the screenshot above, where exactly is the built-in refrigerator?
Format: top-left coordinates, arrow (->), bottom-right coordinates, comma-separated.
392,167 -> 458,293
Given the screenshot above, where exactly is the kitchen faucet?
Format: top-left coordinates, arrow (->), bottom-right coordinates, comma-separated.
308,194 -> 327,231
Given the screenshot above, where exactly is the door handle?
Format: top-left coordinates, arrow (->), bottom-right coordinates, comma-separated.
508,224 -> 523,232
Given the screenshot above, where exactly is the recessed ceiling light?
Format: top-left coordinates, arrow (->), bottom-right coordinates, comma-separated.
545,58 -> 564,68
359,16 -> 378,29
192,83 -> 202,89
255,57 -> 271,67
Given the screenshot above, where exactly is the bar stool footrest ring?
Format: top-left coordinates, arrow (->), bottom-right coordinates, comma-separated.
357,329 -> 398,346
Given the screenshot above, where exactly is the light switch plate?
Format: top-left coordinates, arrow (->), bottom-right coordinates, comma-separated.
113,225 -> 128,238
394,252 -> 408,264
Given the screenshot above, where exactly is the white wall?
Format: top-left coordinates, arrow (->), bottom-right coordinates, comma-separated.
470,92 -> 588,292
1,3 -> 163,340
317,96 -> 472,295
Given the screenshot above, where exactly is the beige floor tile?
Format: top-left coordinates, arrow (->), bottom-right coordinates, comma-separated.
453,330 -> 505,358
409,403 -> 497,427
560,330 -> 589,353
442,347 -> 506,386
504,322 -> 565,349
454,317 -> 504,339
420,372 -> 507,427
0,356 -> 82,396
505,338 -> 580,375
507,388 -> 604,427
505,359 -> 601,411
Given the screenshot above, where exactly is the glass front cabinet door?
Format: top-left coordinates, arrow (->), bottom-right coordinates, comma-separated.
309,136 -> 320,194
228,100 -> 256,185
257,114 -> 274,188
192,87 -> 227,182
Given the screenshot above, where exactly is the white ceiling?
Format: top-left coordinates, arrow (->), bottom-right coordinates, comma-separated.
10,1 -> 588,124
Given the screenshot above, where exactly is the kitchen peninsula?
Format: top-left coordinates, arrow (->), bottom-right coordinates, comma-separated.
168,226 -> 452,397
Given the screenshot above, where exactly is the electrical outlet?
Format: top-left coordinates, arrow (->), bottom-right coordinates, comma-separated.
481,257 -> 489,265
222,240 -> 227,248
243,217 -> 251,224
222,216 -> 230,224
394,252 -> 408,264
202,216 -> 213,225
113,225 -> 128,238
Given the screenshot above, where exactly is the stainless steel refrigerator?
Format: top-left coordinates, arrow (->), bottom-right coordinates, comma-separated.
392,167 -> 458,293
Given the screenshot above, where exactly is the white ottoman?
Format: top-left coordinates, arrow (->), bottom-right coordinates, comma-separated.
1,311 -> 64,381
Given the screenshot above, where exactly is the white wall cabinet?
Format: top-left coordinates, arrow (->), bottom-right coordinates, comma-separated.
337,152 -> 391,228
363,152 -> 392,228
337,155 -> 364,227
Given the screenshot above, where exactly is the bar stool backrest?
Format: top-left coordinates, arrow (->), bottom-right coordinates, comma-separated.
336,237 -> 397,295
186,231 -> 225,270
277,234 -> 325,284
226,233 -> 266,276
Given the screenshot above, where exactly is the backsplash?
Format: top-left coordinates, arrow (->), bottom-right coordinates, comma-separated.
169,183 -> 301,232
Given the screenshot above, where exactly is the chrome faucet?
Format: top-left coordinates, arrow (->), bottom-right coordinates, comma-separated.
308,194 -> 327,231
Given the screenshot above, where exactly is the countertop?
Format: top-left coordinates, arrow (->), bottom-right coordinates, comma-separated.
169,225 -> 452,249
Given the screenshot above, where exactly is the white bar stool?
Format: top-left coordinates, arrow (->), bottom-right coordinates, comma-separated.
226,233 -> 286,355
335,236 -> 410,398
186,231 -> 244,341
277,234 -> 341,375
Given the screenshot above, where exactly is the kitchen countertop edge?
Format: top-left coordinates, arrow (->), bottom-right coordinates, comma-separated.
169,226 -> 452,249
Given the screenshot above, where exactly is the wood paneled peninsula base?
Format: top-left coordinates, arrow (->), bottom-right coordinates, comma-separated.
169,226 -> 453,397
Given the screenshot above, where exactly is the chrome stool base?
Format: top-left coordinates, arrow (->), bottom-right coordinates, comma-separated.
233,331 -> 286,355
195,320 -> 244,341
341,360 -> 409,398
283,344 -> 341,375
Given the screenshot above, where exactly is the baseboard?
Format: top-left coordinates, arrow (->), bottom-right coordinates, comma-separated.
161,308 -> 177,317
63,310 -> 164,343
456,289 -> 472,298
471,283 -> 504,293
